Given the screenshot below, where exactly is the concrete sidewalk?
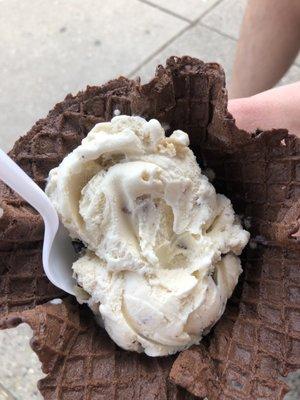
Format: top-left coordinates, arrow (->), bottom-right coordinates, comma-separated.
0,1 -> 299,399
0,0 -> 299,152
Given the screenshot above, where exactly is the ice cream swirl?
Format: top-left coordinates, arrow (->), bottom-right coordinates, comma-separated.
46,115 -> 249,356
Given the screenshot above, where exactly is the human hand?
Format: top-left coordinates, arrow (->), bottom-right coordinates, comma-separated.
228,82 -> 300,138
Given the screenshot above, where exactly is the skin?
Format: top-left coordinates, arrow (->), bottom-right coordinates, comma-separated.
229,0 -> 300,99
228,82 -> 300,138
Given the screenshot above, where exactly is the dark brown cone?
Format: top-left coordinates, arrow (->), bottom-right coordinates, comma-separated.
0,56 -> 299,399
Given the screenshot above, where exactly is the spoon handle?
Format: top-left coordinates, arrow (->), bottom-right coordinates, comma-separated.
0,148 -> 58,229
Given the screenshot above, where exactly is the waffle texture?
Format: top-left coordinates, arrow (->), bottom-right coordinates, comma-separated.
171,246 -> 300,399
0,56 -> 299,399
1,301 -> 193,399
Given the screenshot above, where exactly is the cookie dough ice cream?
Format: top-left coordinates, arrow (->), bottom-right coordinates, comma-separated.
46,115 -> 249,356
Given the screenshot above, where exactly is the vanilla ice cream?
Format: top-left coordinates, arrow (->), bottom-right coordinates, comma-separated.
46,115 -> 249,356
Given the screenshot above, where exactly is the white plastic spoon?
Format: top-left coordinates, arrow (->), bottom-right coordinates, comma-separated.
0,148 -> 76,295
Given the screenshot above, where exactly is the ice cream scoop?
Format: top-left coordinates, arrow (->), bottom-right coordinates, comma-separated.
46,115 -> 250,356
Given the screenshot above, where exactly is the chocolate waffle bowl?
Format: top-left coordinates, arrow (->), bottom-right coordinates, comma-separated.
0,56 -> 299,399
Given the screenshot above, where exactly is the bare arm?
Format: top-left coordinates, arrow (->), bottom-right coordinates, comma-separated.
228,82 -> 300,138
229,0 -> 300,99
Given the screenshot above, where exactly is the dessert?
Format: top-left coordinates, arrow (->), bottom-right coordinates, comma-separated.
0,56 -> 299,400
45,115 -> 249,356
